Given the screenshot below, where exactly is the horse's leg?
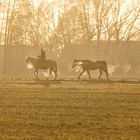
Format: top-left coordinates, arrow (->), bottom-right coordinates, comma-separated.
87,70 -> 91,79
34,69 -> 39,79
78,69 -> 85,79
103,69 -> 109,80
45,69 -> 49,80
54,69 -> 57,79
48,68 -> 56,80
52,67 -> 57,79
49,68 -> 52,77
53,65 -> 57,79
98,69 -> 102,79
34,71 -> 36,79
54,68 -> 57,79
106,72 -> 109,80
36,70 -> 39,79
53,70 -> 57,80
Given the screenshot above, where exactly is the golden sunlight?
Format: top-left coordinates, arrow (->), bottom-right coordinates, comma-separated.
34,0 -> 54,9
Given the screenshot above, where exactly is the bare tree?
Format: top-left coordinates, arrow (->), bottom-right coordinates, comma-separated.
109,0 -> 140,62
3,0 -> 17,74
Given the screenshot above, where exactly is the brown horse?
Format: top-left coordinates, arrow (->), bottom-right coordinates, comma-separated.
26,56 -> 57,79
72,59 -> 109,79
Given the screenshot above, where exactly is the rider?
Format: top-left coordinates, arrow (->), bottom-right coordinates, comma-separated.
38,48 -> 46,64
40,48 -> 46,61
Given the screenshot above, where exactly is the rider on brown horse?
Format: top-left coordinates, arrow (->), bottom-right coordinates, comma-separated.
38,48 -> 46,62
40,48 -> 46,61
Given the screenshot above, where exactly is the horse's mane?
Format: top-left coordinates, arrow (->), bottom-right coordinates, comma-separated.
74,59 -> 94,64
27,56 -> 38,59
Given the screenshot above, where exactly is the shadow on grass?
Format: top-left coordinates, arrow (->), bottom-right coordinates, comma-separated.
24,79 -> 61,87
4,77 -> 140,87
85,78 -> 140,84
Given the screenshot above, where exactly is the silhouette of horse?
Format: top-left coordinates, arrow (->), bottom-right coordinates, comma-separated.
72,59 -> 109,79
26,56 -> 57,79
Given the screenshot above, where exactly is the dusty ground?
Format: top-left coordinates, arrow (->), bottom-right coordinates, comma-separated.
0,78 -> 140,140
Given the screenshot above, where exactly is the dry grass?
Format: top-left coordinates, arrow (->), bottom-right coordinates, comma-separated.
0,78 -> 140,140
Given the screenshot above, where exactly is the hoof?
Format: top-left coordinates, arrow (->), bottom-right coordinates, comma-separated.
46,77 -> 49,80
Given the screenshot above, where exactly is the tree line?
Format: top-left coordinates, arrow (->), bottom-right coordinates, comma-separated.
0,0 -> 140,53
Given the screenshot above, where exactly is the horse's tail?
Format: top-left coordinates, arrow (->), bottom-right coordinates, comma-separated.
53,61 -> 58,78
104,61 -> 109,79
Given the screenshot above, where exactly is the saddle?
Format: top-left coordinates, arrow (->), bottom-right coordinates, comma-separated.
37,56 -> 46,67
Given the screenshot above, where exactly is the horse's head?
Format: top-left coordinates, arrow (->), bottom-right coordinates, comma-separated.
72,59 -> 85,69
26,55 -> 38,66
26,56 -> 30,63
72,59 -> 79,69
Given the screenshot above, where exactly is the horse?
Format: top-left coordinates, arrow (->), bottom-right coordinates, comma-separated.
26,56 -> 57,79
72,59 -> 109,79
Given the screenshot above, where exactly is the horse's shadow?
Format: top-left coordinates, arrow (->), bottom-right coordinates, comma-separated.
25,79 -> 61,87
84,78 -> 140,84
77,78 -> 112,84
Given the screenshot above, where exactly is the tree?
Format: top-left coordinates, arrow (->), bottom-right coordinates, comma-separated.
109,0 -> 140,62
48,6 -> 83,56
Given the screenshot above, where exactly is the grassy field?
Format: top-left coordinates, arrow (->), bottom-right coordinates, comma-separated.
0,78 -> 140,140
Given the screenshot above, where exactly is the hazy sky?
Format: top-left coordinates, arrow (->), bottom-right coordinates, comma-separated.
34,0 -> 54,8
